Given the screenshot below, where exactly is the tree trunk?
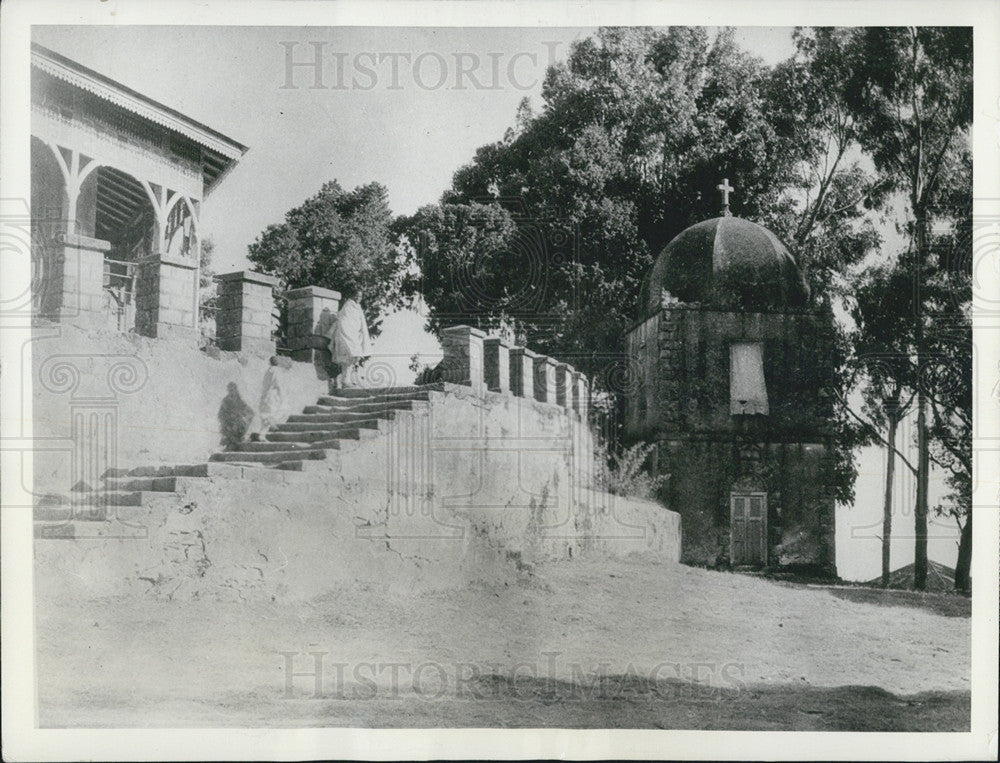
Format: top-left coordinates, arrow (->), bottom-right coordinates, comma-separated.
913,208 -> 929,592
881,414 -> 898,588
954,511 -> 972,594
914,394 -> 929,590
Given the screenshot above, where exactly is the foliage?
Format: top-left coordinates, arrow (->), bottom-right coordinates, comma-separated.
248,181 -> 409,335
399,26 -> 884,502
834,26 -> 972,590
593,440 -> 668,500
198,237 -> 218,338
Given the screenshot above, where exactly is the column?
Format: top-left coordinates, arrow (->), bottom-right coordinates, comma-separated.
533,355 -> 558,404
135,252 -> 199,342
439,325 -> 486,392
508,347 -> 537,398
483,337 -> 511,394
555,362 -> 574,410
284,285 -> 341,363
214,270 -> 278,355
572,371 -> 589,419
37,232 -> 110,329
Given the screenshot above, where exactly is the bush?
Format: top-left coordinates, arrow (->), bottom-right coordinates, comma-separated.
593,440 -> 668,500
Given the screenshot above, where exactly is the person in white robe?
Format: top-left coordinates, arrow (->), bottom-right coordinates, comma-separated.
250,355 -> 291,441
326,287 -> 372,389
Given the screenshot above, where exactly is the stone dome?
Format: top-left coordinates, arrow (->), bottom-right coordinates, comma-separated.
643,216 -> 810,315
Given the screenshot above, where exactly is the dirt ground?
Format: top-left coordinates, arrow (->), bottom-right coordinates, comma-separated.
35,556 -> 971,730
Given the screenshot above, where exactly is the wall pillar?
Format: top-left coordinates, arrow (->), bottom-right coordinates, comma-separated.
508,347 -> 537,398
439,325 -> 486,392
572,371 -> 589,419
284,285 -> 341,364
533,355 -> 558,404
134,253 -> 199,342
555,363 -> 575,410
214,270 -> 278,355
483,338 -> 511,394
37,232 -> 110,328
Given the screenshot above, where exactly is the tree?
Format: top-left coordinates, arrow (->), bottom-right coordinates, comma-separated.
925,147 -> 973,592
248,181 -> 408,334
402,26 -> 881,500
847,262 -> 919,587
839,27 -> 973,590
198,237 -> 218,338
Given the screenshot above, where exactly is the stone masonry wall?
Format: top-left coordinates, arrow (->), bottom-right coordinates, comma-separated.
35,383 -> 681,602
28,322 -> 329,496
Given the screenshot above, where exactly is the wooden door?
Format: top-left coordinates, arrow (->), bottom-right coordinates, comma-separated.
730,492 -> 767,566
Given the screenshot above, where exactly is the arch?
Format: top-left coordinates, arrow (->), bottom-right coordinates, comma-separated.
30,136 -> 69,230
93,165 -> 158,260
163,192 -> 200,259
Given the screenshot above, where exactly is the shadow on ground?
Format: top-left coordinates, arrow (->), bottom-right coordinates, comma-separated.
46,677 -> 970,730
823,588 -> 971,618
286,676 -> 971,730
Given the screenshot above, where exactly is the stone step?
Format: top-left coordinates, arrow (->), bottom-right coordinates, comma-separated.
237,434 -> 379,452
102,463 -> 213,479
266,421 -> 388,442
327,383 -> 443,399
34,492 -> 181,521
317,390 -> 439,406
276,458 -> 342,472
272,431 -> 375,445
300,405 -> 406,417
102,475 -> 206,492
62,490 -> 145,507
209,448 -> 334,464
306,399 -> 429,414
237,441 -> 324,453
34,520 -> 151,540
272,417 -> 388,432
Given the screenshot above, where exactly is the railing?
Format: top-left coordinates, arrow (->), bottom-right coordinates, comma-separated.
103,257 -> 137,332
438,325 -> 589,419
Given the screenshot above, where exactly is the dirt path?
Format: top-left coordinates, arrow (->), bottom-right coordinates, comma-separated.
35,557 -> 971,729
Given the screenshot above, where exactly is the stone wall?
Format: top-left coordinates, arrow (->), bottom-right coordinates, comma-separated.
624,304 -> 837,575
658,437 -> 834,571
35,383 -> 681,601
626,305 -> 835,440
134,254 -> 199,341
28,322 -> 329,495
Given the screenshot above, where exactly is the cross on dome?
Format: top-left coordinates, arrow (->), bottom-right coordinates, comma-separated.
717,178 -> 734,216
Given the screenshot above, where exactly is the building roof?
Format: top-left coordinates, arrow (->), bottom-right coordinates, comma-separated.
863,561 -> 957,592
642,216 -> 810,315
31,43 -> 248,194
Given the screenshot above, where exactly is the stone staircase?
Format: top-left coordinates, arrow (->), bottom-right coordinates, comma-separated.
33,383 -> 443,539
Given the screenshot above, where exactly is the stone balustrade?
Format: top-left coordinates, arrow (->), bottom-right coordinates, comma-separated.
37,232 -> 111,329
438,325 -> 589,417
508,346 -> 537,399
283,285 -> 341,363
135,252 -> 201,342
214,270 -> 279,355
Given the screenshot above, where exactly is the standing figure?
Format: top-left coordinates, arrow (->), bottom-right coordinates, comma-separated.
250,355 -> 291,441
326,285 -> 372,389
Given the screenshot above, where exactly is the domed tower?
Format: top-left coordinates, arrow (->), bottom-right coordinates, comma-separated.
626,185 -> 836,575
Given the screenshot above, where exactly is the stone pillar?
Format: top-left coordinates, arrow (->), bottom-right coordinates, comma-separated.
439,325 -> 486,392
572,371 -> 589,419
508,347 -> 537,398
135,253 -> 199,341
483,337 -> 511,394
214,270 -> 278,355
534,355 -> 558,404
37,232 -> 110,328
555,362 -> 574,409
284,285 -> 341,363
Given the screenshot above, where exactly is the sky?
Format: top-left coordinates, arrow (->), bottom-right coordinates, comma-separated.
33,25 -> 961,579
